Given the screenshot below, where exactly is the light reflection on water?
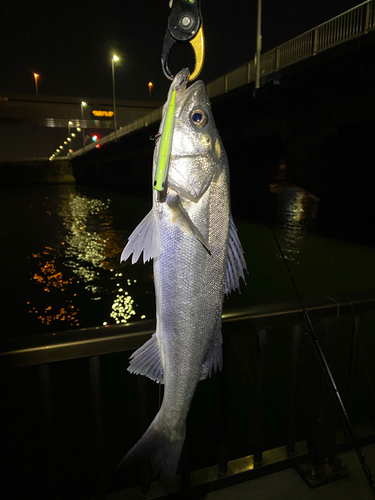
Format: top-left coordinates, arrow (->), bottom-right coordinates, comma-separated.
270,182 -> 320,263
0,181 -> 328,337
27,186 -> 149,331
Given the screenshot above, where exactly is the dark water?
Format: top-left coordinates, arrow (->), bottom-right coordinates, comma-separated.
1,181 -> 375,338
1,184 -> 154,336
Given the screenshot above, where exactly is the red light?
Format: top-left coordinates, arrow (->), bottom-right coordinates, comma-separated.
95,144 -> 101,148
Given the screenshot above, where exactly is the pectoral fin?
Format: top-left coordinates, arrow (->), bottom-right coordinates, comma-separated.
167,178 -> 197,202
167,195 -> 211,255
120,209 -> 161,264
225,215 -> 247,294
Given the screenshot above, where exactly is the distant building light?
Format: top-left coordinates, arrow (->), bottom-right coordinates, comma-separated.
92,110 -> 114,117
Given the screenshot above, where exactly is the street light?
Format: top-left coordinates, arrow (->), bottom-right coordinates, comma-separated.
148,82 -> 153,100
80,101 -> 87,151
68,120 -> 73,154
112,54 -> 119,139
33,73 -> 40,95
255,0 -> 262,89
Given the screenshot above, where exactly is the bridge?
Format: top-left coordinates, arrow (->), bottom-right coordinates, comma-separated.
70,0 -> 375,158
1,1 -> 374,164
0,94 -> 160,129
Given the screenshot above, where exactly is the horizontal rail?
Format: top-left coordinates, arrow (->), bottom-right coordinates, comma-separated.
1,291 -> 375,368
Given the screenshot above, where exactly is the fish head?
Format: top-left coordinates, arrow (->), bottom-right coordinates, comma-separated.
166,73 -> 227,200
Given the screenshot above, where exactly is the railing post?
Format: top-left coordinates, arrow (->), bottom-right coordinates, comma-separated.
253,329 -> 267,466
313,27 -> 319,54
89,356 -> 107,500
39,363 -> 59,499
286,324 -> 302,458
247,61 -> 252,83
309,320 -> 337,463
297,319 -> 349,487
218,331 -> 229,474
135,376 -> 150,495
348,315 -> 360,417
365,0 -> 372,32
275,48 -> 280,71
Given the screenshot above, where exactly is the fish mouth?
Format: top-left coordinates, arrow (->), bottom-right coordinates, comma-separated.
173,68 -> 204,96
175,70 -> 189,93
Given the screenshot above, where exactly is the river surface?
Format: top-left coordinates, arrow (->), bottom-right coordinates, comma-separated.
1,181 -> 375,338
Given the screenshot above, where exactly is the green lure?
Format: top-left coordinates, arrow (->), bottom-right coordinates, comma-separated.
153,89 -> 176,192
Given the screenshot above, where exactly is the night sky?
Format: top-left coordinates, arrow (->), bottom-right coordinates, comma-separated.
1,0 -> 362,102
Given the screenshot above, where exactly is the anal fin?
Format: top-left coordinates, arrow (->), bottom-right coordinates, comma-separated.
127,333 -> 164,384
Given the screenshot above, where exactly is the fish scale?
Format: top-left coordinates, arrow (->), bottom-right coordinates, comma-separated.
118,68 -> 247,486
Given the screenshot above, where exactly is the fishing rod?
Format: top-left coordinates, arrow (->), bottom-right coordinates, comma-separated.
307,224 -> 375,412
250,179 -> 375,496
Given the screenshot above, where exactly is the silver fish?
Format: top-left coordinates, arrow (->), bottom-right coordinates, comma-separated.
118,68 -> 246,481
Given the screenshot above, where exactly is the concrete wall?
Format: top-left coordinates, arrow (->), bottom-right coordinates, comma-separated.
0,159 -> 75,184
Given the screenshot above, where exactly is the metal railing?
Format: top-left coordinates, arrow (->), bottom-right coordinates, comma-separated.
207,0 -> 375,97
1,291 -> 375,498
69,0 -> 375,159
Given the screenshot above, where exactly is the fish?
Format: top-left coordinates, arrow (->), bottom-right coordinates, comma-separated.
118,68 -> 247,483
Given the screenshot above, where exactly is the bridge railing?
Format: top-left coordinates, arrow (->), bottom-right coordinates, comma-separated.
70,0 -> 375,158
273,0 -> 374,72
1,291 -> 375,498
206,0 -> 374,99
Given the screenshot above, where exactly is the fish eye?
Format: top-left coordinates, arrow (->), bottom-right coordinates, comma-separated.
190,109 -> 207,128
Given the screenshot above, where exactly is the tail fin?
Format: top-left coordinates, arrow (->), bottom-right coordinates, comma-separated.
117,414 -> 186,483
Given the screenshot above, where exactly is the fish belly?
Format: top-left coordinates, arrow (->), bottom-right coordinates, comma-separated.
154,179 -> 230,429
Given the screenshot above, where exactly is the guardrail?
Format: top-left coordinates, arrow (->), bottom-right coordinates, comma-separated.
68,0 -> 375,159
207,0 -> 375,98
1,291 -> 375,498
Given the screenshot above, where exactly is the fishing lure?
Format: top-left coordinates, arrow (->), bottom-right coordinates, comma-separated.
153,88 -> 176,192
